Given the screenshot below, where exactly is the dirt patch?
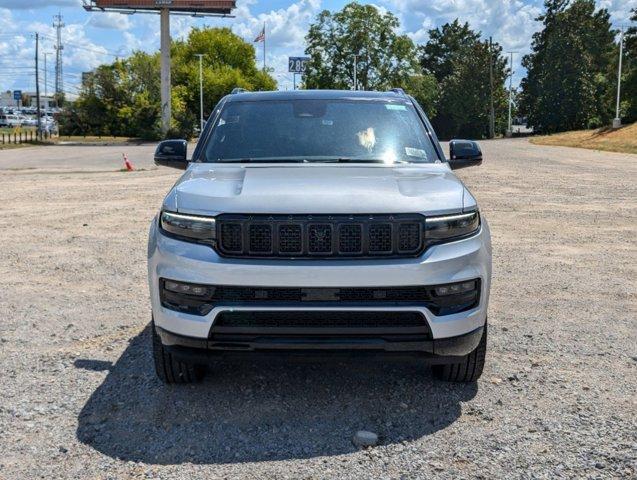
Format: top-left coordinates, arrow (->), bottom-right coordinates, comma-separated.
0,138 -> 635,479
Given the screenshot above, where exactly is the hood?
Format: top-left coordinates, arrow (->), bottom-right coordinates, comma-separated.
165,163 -> 470,215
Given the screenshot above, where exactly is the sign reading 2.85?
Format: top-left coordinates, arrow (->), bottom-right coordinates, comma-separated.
288,57 -> 310,73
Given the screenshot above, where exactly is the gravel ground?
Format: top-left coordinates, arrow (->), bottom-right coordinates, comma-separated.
0,138 -> 635,479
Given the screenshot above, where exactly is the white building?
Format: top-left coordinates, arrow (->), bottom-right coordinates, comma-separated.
0,91 -> 57,110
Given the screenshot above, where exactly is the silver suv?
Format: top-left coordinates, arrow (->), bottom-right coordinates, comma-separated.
148,89 -> 491,383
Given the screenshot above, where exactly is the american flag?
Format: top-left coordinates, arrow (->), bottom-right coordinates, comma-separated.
254,26 -> 265,43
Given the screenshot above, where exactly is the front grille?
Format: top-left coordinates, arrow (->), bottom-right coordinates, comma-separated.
216,214 -> 425,258
209,311 -> 432,340
210,285 -> 433,303
214,311 -> 427,329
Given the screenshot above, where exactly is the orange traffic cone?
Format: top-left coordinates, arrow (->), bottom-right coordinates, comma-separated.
123,153 -> 134,171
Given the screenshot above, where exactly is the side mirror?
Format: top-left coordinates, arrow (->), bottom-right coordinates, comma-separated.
448,140 -> 483,170
154,139 -> 188,170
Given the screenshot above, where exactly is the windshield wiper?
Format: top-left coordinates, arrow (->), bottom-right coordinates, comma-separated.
216,157 -> 306,163
214,157 -> 411,164
306,157 -> 410,164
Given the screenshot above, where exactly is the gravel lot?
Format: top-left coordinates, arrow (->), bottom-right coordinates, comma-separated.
0,139 -> 635,479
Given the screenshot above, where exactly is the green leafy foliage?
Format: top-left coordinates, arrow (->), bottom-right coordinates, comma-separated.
419,20 -> 509,139
520,0 -> 616,133
624,9 -> 637,122
303,2 -> 421,91
58,28 -> 276,139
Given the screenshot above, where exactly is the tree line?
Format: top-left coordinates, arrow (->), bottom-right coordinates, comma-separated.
59,0 -> 637,139
58,28 -> 275,139
305,1 -> 637,137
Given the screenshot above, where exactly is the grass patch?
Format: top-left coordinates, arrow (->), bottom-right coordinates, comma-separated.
55,135 -> 149,144
530,123 -> 637,154
0,141 -> 53,150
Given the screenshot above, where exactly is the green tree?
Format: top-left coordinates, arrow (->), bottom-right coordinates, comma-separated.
20,93 -> 31,107
520,0 -> 616,133
623,9 -> 637,122
402,74 -> 439,117
418,21 -> 509,139
172,27 -> 276,137
304,2 -> 420,91
59,28 -> 276,139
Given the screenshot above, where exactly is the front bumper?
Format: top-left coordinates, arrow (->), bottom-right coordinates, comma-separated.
147,216 -> 492,351
156,324 -> 485,361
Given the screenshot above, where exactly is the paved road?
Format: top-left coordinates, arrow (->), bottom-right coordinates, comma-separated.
0,143 -> 159,171
0,138 -> 635,479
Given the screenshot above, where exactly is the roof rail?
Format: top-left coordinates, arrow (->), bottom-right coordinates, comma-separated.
231,88 -> 249,94
389,88 -> 406,95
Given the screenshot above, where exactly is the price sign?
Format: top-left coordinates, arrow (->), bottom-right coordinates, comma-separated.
288,57 -> 310,73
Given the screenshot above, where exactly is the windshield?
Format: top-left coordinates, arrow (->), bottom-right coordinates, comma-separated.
202,99 -> 440,164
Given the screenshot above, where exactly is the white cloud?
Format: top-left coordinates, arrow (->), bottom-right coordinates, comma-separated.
230,0 -> 322,89
88,11 -> 132,31
380,0 -> 542,85
3,0 -> 634,95
0,0 -> 80,8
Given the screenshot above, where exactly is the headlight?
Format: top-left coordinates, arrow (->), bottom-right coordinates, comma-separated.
159,211 -> 216,243
425,210 -> 480,243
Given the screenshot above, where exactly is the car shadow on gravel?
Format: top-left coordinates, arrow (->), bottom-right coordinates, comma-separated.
76,326 -> 477,465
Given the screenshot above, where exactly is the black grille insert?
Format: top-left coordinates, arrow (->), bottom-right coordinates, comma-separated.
249,224 -> 272,253
308,224 -> 332,253
210,311 -> 431,338
279,224 -> 302,253
216,214 -> 425,258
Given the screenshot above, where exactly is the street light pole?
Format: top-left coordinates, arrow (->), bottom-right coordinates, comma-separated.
613,26 -> 624,129
194,53 -> 205,134
353,55 -> 358,91
44,53 -> 48,104
488,37 -> 495,139
506,51 -> 516,137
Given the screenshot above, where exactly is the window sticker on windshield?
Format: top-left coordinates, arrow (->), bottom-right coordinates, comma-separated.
405,147 -> 427,158
385,104 -> 407,111
322,119 -> 333,125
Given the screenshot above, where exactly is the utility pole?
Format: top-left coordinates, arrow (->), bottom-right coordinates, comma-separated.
506,51 -> 516,137
53,13 -> 64,101
160,8 -> 171,136
613,26 -> 624,129
488,37 -> 495,139
35,33 -> 42,136
195,53 -> 205,134
44,53 -> 48,104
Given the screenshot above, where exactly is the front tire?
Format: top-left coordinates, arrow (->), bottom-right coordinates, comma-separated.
151,320 -> 205,384
433,324 -> 487,383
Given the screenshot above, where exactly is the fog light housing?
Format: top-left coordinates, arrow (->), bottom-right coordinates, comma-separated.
164,280 -> 210,297
160,279 -> 215,315
435,280 -> 476,297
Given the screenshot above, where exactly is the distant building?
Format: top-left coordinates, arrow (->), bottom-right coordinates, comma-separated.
0,91 -> 57,110
0,91 -> 18,108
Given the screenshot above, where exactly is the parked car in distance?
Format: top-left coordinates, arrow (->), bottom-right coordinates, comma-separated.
148,89 -> 491,384
0,114 -> 21,127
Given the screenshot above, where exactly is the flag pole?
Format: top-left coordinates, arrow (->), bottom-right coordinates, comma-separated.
263,22 -> 266,71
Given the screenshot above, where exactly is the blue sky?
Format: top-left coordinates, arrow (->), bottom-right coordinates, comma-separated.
0,0 -> 634,96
